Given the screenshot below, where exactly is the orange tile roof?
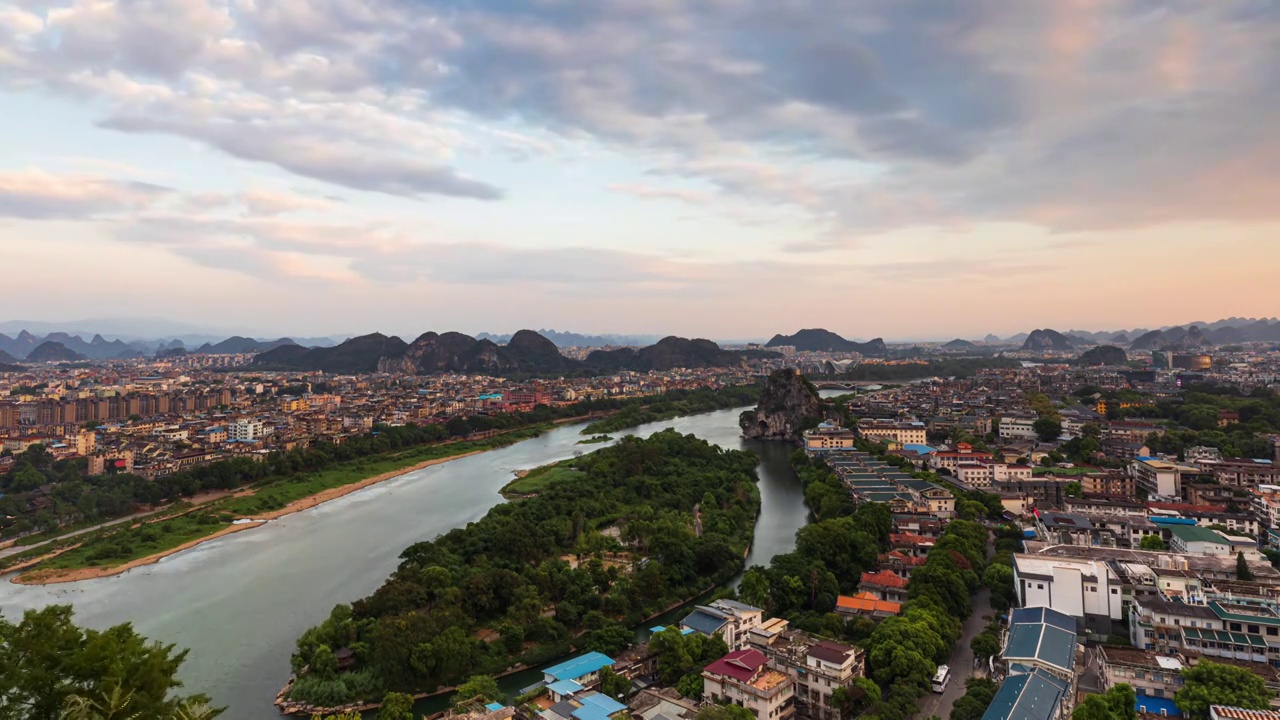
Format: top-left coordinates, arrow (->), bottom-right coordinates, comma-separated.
837,592 -> 902,615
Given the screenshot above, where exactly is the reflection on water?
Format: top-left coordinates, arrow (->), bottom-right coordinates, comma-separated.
0,403 -> 816,717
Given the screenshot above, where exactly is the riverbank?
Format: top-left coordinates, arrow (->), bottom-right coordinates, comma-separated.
14,448 -> 494,586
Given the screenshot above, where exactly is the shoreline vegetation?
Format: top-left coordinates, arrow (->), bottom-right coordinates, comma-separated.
1,384 -> 763,584
10,429 -> 548,584
575,434 -> 613,445
499,460 -> 587,499
579,385 -> 763,435
284,430 -> 762,711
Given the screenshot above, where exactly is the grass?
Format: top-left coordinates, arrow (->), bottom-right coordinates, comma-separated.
576,435 -> 613,445
36,511 -> 236,571
15,425 -> 551,576
500,461 -> 586,497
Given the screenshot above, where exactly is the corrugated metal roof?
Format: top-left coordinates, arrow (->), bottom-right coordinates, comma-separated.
981,670 -> 1069,720
544,652 -> 615,682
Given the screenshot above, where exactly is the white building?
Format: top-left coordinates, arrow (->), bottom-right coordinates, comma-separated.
1131,458 -> 1194,498
1000,416 -> 1039,441
228,419 -> 266,442
955,461 -> 1034,490
1011,554 -> 1124,632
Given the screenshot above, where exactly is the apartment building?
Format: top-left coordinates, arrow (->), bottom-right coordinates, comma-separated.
1098,647 -> 1184,710
680,600 -> 765,651
1012,554 -> 1124,632
1000,416 -> 1038,441
956,461 -> 1033,490
702,649 -> 795,720
857,420 -> 927,446
1210,460 -> 1280,488
746,620 -> 864,720
802,423 -> 856,452
1133,458 -> 1199,499
928,443 -> 994,472
228,419 -> 266,442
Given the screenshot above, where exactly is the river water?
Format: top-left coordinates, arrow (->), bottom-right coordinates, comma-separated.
0,403 -> 817,718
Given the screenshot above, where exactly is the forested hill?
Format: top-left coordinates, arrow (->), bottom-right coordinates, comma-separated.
286,430 -> 761,707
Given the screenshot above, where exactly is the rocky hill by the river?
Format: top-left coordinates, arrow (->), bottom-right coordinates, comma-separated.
740,368 -> 822,440
1078,345 -> 1127,366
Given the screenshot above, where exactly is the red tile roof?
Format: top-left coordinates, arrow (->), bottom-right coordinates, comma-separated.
703,649 -> 767,683
859,569 -> 908,590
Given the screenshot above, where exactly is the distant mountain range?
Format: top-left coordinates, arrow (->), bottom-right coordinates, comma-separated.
0,331 -> 308,360
475,329 -> 662,348
255,330 -> 778,376
764,329 -> 888,356
26,341 -> 88,363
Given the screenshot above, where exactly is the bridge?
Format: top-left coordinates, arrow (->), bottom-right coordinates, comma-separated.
811,380 -> 890,390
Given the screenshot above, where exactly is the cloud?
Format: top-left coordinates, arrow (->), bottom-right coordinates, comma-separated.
239,189 -> 336,216
0,0 -> 1275,244
607,183 -> 710,205
0,167 -> 169,219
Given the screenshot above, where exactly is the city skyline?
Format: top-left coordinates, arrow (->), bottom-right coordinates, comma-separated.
1,1 -> 1277,338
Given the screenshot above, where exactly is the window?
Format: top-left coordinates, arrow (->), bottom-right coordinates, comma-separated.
1232,623 -> 1243,632
1112,589 -> 1119,594
1174,619 -> 1181,626
1270,628 -> 1278,637
1250,625 -> 1261,635
1037,583 -> 1044,589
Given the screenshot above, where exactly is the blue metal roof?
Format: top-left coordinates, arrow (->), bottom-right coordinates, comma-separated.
579,693 -> 627,715
1003,623 -> 1076,673
982,670 -> 1069,720
680,609 -> 728,636
1010,606 -> 1077,634
1150,516 -> 1198,526
486,703 -> 507,712
544,652 -> 615,682
547,679 -> 584,696
904,444 -> 936,455
1135,696 -> 1180,716
571,706 -> 613,720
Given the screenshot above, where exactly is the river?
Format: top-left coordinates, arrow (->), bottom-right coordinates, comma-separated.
0,401 -> 824,718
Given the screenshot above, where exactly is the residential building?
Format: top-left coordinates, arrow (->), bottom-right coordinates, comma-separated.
980,669 -> 1070,720
1133,458 -> 1198,499
802,423 -> 856,452
702,649 -> 795,720
543,652 -> 616,688
746,622 -> 864,720
1000,416 -> 1039,441
228,418 -> 266,442
1012,554 -> 1124,632
1210,460 -> 1280,488
680,600 -> 765,651
835,592 -> 901,619
1098,647 -> 1184,713
1002,607 -> 1079,690
857,570 -> 909,604
857,420 -> 927,446
1167,525 -> 1256,558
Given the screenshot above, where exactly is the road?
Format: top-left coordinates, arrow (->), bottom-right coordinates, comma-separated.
916,586 -> 994,720
916,532 -> 997,720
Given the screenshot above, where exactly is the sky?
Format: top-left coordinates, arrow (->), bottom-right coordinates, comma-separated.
0,0 -> 1277,342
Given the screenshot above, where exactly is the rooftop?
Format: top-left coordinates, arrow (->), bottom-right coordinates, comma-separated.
981,669 -> 1069,720
544,652 -> 615,682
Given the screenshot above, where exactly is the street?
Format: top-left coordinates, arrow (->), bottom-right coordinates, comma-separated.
915,586 -> 994,720
916,532 -> 997,720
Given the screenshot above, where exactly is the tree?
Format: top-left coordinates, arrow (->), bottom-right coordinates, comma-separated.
1238,552 -> 1255,581
600,667 -> 632,700
452,675 -> 502,709
0,605 -> 220,720
1139,535 -> 1165,551
379,692 -> 416,720
971,631 -> 1001,661
831,678 -> 880,719
1033,417 -> 1063,443
1064,482 -> 1082,499
695,706 -> 756,720
675,673 -> 703,700
1175,661 -> 1271,719
1072,683 -> 1135,720
586,622 -> 635,656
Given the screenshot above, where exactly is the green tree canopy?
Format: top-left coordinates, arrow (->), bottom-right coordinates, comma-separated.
1238,553 -> 1255,581
0,605 -> 219,720
1072,683 -> 1135,720
379,692 -> 416,720
1139,535 -> 1166,551
1175,661 -> 1271,719
1034,417 -> 1063,443
452,675 -> 502,709
695,705 -> 756,720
